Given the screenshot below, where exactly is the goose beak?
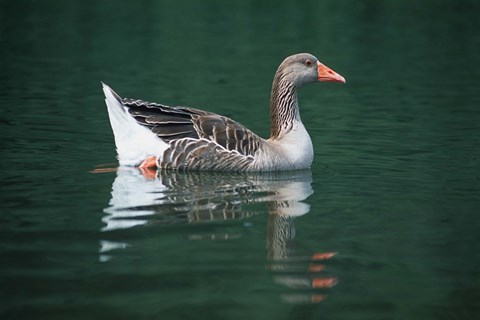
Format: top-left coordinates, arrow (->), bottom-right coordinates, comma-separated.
317,61 -> 346,83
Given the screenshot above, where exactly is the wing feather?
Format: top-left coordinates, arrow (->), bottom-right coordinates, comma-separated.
121,97 -> 265,169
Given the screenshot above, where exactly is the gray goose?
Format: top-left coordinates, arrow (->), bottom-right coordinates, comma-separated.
102,53 -> 345,171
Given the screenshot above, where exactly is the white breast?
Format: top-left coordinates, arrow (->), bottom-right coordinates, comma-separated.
256,121 -> 313,171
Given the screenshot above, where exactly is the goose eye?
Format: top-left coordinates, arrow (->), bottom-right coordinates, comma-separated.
305,59 -> 313,67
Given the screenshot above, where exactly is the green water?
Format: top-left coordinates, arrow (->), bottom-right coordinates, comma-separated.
1,0 -> 480,319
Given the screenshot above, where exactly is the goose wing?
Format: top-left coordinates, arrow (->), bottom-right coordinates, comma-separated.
122,98 -> 264,162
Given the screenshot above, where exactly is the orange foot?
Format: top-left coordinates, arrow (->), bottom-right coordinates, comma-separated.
139,156 -> 158,168
139,167 -> 157,179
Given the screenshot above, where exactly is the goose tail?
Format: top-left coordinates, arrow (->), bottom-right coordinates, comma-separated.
102,82 -> 167,166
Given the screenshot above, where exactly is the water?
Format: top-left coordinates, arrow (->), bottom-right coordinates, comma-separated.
1,0 -> 480,319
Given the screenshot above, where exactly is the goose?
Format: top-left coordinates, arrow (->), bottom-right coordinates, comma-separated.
102,53 -> 345,171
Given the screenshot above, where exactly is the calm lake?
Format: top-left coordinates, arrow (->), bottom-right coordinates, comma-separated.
1,0 -> 479,319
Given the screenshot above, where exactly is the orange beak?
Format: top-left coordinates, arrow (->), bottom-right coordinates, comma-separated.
317,61 -> 346,83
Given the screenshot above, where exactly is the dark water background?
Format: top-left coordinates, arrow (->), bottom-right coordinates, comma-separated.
1,0 -> 479,319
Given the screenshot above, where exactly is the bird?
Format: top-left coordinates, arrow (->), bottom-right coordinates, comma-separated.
102,53 -> 345,172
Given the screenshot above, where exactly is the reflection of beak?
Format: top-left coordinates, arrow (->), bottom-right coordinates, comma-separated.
317,61 -> 346,83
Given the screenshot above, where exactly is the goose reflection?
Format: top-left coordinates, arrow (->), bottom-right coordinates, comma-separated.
266,192 -> 337,304
99,167 -> 336,303
102,168 -> 313,231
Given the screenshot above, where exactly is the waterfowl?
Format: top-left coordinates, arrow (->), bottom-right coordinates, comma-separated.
102,53 -> 345,171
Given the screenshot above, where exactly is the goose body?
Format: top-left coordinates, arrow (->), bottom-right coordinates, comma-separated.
103,53 -> 345,172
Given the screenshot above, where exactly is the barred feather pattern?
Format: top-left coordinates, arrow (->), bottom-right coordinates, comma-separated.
121,98 -> 263,171
269,76 -> 298,140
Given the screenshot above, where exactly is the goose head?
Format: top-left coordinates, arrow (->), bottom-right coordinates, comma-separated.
276,53 -> 346,87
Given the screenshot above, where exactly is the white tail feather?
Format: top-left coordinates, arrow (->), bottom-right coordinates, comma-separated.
102,83 -> 168,166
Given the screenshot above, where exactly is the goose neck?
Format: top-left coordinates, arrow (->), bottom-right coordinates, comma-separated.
269,77 -> 299,140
